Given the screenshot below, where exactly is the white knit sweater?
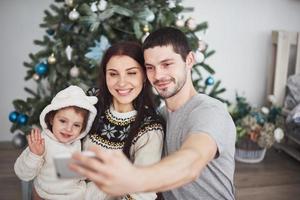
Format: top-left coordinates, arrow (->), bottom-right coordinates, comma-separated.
14,130 -> 86,200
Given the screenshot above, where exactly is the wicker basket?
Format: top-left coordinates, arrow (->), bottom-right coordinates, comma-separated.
235,147 -> 266,163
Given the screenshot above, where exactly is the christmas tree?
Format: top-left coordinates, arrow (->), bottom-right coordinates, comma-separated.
9,0 -> 226,146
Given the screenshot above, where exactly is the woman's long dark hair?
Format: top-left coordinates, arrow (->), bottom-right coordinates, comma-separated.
90,41 -> 163,159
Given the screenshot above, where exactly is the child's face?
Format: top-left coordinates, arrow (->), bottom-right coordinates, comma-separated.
51,107 -> 85,143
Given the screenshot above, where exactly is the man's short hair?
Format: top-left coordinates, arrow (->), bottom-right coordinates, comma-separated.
142,27 -> 191,61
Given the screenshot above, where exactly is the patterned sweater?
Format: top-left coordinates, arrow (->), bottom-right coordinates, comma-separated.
84,106 -> 164,200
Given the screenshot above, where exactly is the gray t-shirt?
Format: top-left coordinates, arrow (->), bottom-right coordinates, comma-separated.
162,94 -> 236,200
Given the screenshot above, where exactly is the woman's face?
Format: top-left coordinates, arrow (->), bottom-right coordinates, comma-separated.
106,55 -> 144,112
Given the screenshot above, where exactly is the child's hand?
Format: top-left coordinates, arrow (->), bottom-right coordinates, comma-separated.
27,128 -> 45,156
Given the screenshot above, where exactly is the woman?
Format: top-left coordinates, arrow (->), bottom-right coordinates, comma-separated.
84,41 -> 165,200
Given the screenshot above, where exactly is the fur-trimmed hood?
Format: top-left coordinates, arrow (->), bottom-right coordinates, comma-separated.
39,85 -> 98,143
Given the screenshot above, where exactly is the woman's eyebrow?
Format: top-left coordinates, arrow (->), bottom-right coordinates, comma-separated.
126,67 -> 139,71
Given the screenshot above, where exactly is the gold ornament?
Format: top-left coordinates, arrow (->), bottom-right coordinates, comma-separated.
47,53 -> 56,64
65,0 -> 74,7
143,24 -> 149,33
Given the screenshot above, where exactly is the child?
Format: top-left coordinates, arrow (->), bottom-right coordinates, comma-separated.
14,85 -> 97,199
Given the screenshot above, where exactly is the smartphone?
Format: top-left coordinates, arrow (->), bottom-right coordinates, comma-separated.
53,151 -> 96,179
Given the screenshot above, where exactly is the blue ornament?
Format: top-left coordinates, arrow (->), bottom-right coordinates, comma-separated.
9,111 -> 19,123
205,76 -> 214,86
17,114 -> 28,125
35,62 -> 48,76
46,28 -> 55,36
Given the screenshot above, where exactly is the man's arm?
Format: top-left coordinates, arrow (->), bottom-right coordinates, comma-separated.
141,133 -> 217,192
70,133 -> 217,196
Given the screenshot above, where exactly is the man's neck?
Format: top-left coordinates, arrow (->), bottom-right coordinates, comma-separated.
165,81 -> 197,112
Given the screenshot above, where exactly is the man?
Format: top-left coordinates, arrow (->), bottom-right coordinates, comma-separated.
71,27 -> 236,200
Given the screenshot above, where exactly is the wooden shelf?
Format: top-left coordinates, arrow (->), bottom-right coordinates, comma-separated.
274,133 -> 300,162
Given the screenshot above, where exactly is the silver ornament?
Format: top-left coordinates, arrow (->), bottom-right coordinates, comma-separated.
68,9 -> 80,21
98,0 -> 108,11
70,66 -> 80,77
12,133 -> 27,149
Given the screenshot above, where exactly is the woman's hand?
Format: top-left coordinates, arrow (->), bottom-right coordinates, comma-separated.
27,128 -> 45,156
69,146 -> 143,196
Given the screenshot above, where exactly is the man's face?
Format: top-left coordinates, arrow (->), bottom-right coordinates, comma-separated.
144,45 -> 188,99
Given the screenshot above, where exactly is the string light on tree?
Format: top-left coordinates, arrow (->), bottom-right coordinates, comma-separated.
68,9 -> 80,21
47,53 -> 56,64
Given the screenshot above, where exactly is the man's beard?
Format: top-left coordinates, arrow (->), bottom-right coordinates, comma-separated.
154,76 -> 186,99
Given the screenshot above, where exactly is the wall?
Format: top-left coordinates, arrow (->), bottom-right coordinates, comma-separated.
184,0 -> 300,104
1,0 -> 300,141
0,0 -> 52,141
